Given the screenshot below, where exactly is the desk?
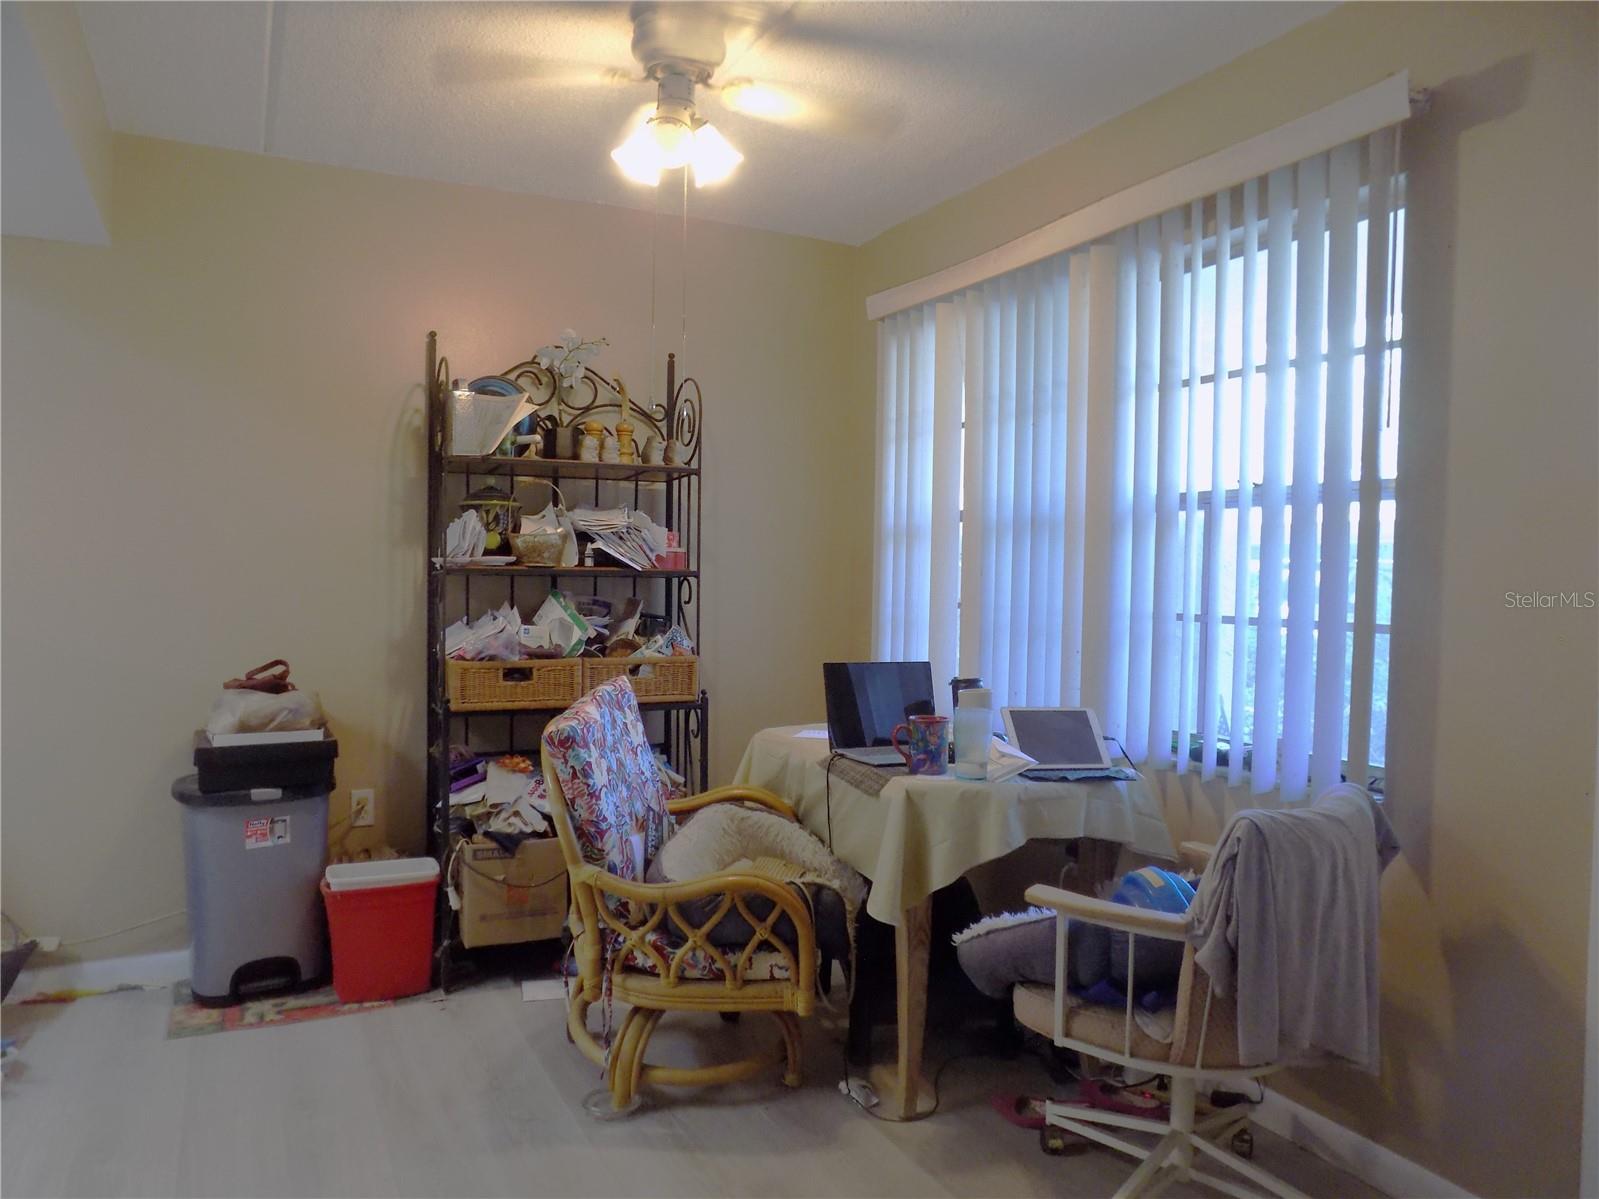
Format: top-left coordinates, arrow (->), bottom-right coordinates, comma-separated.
733,724 -> 1175,1119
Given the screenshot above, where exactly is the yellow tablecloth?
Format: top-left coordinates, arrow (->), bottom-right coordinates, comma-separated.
732,725 -> 1176,925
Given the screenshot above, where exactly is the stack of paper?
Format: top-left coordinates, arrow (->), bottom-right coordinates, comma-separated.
443,510 -> 487,560
448,390 -> 533,456
571,507 -> 669,572
445,603 -> 524,661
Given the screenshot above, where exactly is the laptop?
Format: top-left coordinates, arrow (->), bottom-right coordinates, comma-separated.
823,661 -> 937,767
1000,706 -> 1114,771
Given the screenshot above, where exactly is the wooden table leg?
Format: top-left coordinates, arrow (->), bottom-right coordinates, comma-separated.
867,897 -> 936,1120
1076,837 -> 1121,895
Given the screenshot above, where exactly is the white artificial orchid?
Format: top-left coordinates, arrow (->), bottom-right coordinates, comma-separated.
533,332 -> 609,389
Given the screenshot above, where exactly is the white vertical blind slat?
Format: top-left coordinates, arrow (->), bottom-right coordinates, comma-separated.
1062,251 -> 1091,704
929,301 -> 963,703
957,291 -> 987,678
872,320 -> 893,657
1042,260 -> 1070,703
1176,198 -> 1204,774
1100,232 -> 1138,743
993,278 -> 1019,706
1347,129 -> 1397,784
980,288 -> 1003,683
911,307 -> 936,657
1253,165 -> 1295,795
892,311 -> 914,659
1126,218 -> 1161,763
1281,152 -> 1328,803
1311,141 -> 1360,794
1029,267 -> 1051,702
1149,208 -> 1186,769
1202,188 -> 1232,781
1228,179 -> 1259,788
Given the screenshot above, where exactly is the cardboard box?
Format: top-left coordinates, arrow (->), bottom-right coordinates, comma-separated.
456,835 -> 568,949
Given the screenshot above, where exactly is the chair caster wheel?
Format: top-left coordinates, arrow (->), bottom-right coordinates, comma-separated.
1040,1125 -> 1087,1157
1231,1129 -> 1254,1159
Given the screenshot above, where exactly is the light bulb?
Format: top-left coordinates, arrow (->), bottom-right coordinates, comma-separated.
610,123 -> 661,187
690,122 -> 743,187
649,117 -> 693,170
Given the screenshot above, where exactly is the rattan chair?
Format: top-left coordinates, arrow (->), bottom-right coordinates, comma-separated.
540,677 -> 817,1115
1018,842 -> 1306,1199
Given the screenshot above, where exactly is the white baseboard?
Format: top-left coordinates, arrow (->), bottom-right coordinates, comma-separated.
3,947 -> 189,1003
1255,1087 -> 1474,1198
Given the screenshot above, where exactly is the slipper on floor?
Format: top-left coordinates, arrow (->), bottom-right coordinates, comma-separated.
989,1093 -> 1050,1130
1078,1079 -> 1170,1120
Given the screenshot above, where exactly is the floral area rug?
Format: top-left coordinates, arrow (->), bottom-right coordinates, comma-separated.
166,981 -> 399,1039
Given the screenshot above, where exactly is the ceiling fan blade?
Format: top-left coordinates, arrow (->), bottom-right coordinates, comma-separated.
432,47 -> 641,89
706,77 -> 903,141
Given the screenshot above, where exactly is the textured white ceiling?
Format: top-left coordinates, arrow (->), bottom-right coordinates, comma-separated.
79,1 -> 1332,245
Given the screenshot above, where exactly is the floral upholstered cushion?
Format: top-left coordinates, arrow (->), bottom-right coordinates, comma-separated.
621,928 -> 793,982
541,676 -> 673,886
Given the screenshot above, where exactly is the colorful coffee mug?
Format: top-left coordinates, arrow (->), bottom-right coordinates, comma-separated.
892,714 -> 951,776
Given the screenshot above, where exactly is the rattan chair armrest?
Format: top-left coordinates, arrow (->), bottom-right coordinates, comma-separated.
668,785 -> 797,821
1177,841 -> 1216,874
1024,884 -> 1192,941
575,863 -> 818,987
575,864 -> 818,937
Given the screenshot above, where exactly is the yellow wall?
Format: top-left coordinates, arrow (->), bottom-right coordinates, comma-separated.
859,4 -> 1597,1195
1,134 -> 873,959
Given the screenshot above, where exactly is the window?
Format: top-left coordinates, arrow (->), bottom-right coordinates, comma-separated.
874,130 -> 1405,801
1179,207 -> 1404,780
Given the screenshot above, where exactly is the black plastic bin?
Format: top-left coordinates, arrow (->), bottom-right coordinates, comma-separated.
193,729 -> 338,794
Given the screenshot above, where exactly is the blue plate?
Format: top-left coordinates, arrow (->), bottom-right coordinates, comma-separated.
467,376 -> 521,396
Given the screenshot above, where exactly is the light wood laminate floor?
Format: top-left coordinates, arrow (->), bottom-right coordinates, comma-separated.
2,981 -> 1385,1199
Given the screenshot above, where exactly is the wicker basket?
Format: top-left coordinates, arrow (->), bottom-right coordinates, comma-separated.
582,656 -> 699,703
446,658 -> 583,711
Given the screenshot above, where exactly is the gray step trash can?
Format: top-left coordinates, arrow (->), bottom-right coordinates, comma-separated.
172,773 -> 330,1006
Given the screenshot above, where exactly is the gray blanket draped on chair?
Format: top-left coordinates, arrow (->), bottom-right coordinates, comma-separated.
1188,783 -> 1399,1070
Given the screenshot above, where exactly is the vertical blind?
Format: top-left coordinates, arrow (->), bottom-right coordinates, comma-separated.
872,127 -> 1404,800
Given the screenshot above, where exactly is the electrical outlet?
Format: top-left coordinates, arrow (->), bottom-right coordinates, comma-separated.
351,789 -> 376,828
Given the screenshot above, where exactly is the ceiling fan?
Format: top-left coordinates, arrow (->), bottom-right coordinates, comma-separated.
435,2 -> 889,189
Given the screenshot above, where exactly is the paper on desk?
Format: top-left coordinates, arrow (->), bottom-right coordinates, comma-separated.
792,727 -> 831,740
449,390 -> 533,456
987,737 -> 1036,783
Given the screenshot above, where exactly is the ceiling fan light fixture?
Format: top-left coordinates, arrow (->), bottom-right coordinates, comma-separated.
648,114 -> 695,169
609,67 -> 742,188
610,123 -> 663,186
690,122 -> 743,188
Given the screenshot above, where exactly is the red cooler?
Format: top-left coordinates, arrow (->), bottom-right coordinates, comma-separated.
321,858 -> 439,1002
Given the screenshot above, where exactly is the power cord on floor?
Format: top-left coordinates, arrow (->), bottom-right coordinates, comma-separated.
837,1044 -> 987,1123
59,910 -> 187,947
2,903 -> 187,950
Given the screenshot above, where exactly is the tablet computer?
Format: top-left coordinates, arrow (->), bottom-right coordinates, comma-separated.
1000,707 -> 1113,771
